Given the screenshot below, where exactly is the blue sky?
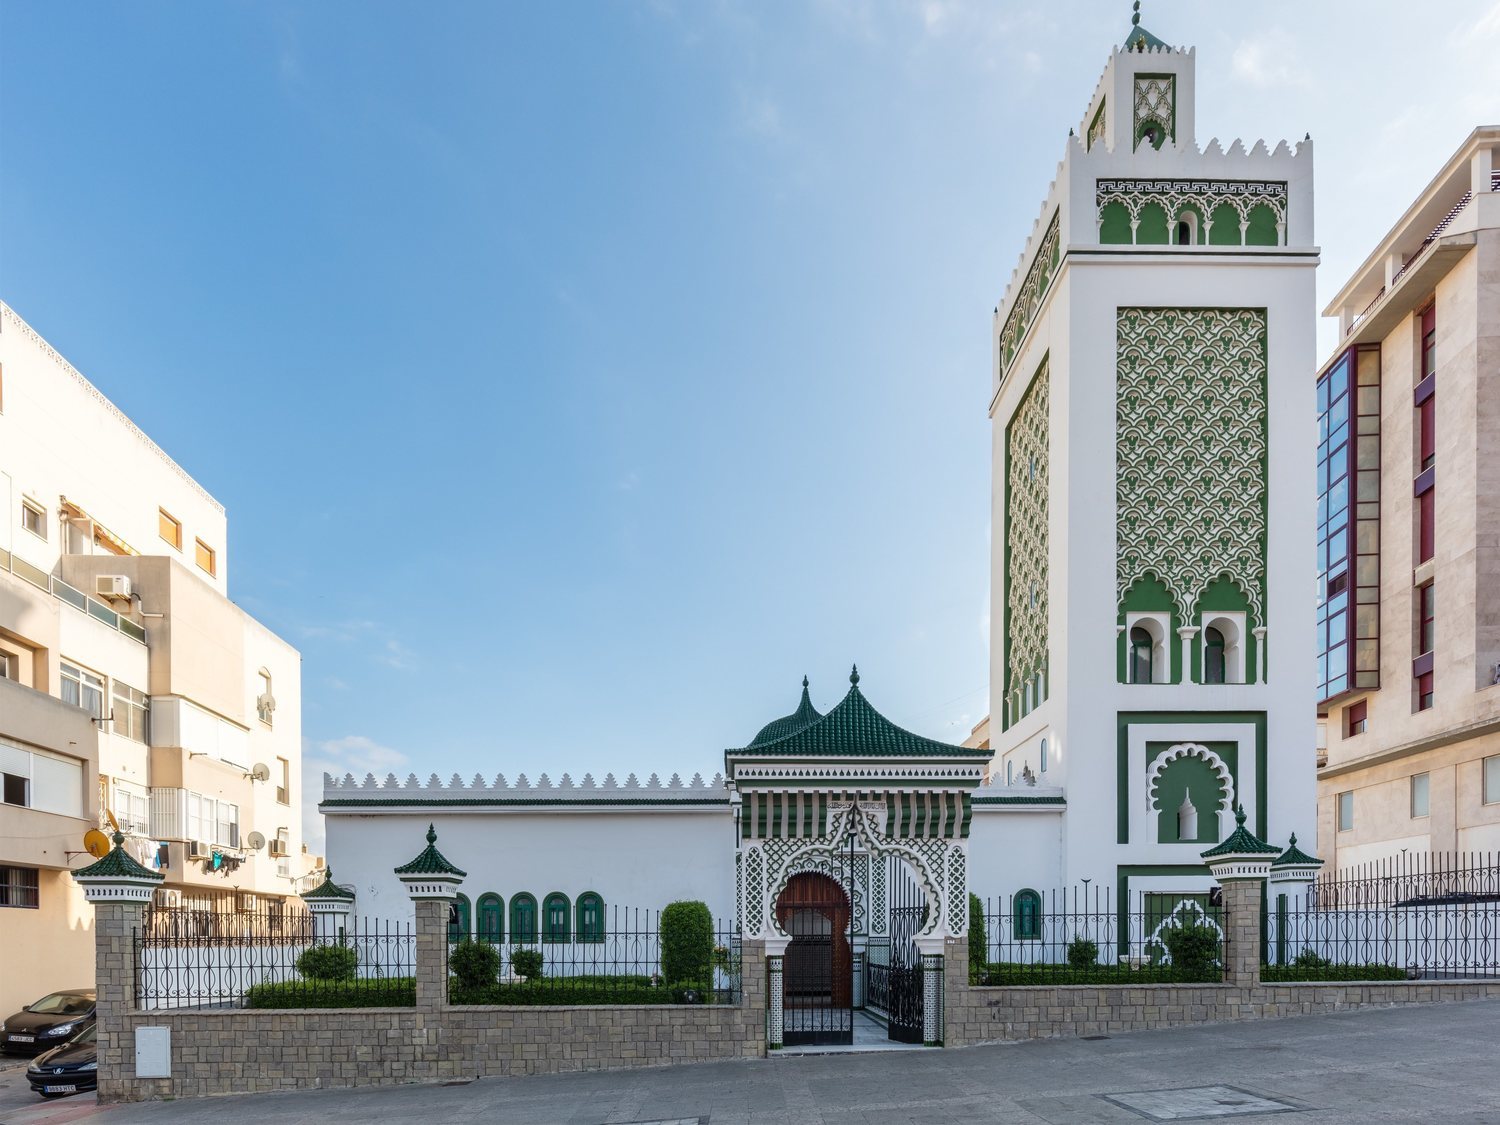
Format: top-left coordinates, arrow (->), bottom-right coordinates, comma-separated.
3,1 -> 1498,848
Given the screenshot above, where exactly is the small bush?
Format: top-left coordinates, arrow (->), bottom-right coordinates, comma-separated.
1293,949 -> 1332,969
1067,937 -> 1099,969
968,895 -> 986,975
245,978 -> 414,1008
449,939 -> 501,990
1160,922 -> 1222,975
973,962 -> 1220,986
660,901 -> 713,985
295,943 -> 357,982
511,948 -> 544,980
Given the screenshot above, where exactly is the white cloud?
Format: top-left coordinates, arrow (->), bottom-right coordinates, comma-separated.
1231,31 -> 1311,90
300,735 -> 409,854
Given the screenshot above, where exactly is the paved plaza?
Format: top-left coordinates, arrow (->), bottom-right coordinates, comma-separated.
3,1000 -> 1500,1124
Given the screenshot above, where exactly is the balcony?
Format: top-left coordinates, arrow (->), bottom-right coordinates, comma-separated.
0,545 -> 146,644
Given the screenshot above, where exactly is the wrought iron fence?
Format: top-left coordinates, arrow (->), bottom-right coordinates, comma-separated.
972,887 -> 1228,984
135,907 -> 414,1009
446,905 -> 741,1005
1266,856 -> 1500,980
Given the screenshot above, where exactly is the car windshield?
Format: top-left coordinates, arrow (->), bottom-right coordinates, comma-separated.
73,1024 -> 96,1044
28,994 -> 93,1016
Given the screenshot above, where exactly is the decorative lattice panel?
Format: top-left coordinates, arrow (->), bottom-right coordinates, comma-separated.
946,847 -> 968,935
1005,361 -> 1050,701
1116,307 -> 1268,622
1132,74 -> 1175,149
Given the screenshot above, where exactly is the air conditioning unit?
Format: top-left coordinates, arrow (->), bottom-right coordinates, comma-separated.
158,889 -> 182,908
268,840 -> 288,858
238,894 -> 257,912
95,574 -> 132,601
187,839 -> 211,860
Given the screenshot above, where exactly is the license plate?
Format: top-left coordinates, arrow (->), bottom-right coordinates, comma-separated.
8,1035 -> 34,1043
44,1085 -> 77,1094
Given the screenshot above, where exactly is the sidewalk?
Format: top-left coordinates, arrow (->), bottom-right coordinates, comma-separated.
5,998 -> 1500,1124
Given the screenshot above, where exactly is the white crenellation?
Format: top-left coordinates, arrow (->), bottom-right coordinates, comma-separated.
322,770 -> 729,801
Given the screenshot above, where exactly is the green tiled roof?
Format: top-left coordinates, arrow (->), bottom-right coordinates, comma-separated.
393,824 -> 467,878
1271,833 -> 1324,869
73,833 -> 163,882
729,667 -> 990,759
1200,805 -> 1279,859
748,677 -> 823,747
301,867 -> 356,901
972,794 -> 1067,806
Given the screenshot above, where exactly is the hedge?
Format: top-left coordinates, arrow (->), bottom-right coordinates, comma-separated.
974,962 -> 1222,986
450,977 -> 711,1006
1261,964 -> 1409,982
244,978 -> 416,1008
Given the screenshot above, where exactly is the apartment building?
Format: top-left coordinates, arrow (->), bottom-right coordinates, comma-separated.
0,301 -> 310,1016
1315,127 -> 1500,868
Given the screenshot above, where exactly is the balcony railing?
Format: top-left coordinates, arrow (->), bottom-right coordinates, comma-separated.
0,546 -> 147,645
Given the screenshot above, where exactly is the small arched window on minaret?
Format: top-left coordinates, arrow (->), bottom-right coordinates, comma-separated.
1175,212 -> 1197,246
1177,792 -> 1198,841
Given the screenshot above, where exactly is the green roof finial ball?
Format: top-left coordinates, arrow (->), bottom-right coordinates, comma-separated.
849,664 -> 860,686
426,823 -> 437,845
1132,0 -> 1141,26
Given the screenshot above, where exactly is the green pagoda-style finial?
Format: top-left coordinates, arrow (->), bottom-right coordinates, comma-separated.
426,823 -> 437,845
1132,1 -> 1141,26
1234,803 -> 1247,827
112,830 -> 125,847
1288,833 -> 1297,849
802,675 -> 809,689
850,664 -> 860,686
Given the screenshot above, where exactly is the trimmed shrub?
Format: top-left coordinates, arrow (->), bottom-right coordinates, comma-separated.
1262,963 -> 1407,983
974,962 -> 1219,986
660,901 -> 713,985
450,976 -> 711,1006
511,948 -> 544,981
295,943 -> 357,982
449,939 -> 501,990
1293,949 -> 1332,969
1160,922 -> 1222,975
1067,937 -> 1099,969
968,894 -> 986,976
245,978 -> 414,1008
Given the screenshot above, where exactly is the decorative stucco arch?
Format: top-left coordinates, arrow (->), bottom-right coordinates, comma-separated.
1146,742 -> 1235,815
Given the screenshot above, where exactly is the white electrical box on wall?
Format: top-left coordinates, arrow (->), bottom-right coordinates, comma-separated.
135,1026 -> 171,1078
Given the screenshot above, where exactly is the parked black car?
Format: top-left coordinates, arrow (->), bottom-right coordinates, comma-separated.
1,990 -> 96,1056
26,1024 -> 97,1097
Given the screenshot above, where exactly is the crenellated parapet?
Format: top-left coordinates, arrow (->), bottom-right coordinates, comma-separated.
321,768 -> 729,805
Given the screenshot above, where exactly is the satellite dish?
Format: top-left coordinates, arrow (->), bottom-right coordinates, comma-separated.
250,763 -> 271,782
83,829 -> 112,859
246,831 -> 267,851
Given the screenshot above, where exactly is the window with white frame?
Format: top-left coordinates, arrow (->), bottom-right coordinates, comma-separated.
184,792 -> 240,848
112,681 -> 149,743
21,499 -> 46,540
1126,614 -> 1170,684
111,782 -> 151,836
275,828 -> 290,878
1337,790 -> 1354,831
1485,756 -> 1500,806
1201,613 -> 1246,684
1410,773 -> 1430,819
60,661 -> 105,719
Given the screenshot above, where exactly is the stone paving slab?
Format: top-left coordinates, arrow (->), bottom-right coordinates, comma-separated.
4,999 -> 1500,1124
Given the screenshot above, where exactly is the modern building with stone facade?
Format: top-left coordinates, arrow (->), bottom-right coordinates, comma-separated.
0,301 -> 314,1018
1314,127 -> 1500,868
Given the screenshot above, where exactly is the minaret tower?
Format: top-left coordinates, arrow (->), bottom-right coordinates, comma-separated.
987,5 -> 1317,898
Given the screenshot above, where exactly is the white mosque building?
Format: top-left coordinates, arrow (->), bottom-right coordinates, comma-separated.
320,7 -> 1319,1046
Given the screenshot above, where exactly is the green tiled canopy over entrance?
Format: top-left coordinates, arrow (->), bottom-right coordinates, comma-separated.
394,824 -> 467,877
729,668 -> 990,759
747,677 -> 823,747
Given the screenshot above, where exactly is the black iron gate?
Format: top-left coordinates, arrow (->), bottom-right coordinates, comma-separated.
885,855 -> 926,1043
776,841 -> 854,1045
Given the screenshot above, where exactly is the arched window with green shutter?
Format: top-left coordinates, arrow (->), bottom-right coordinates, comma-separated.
476,893 -> 503,943
576,892 -> 604,943
510,893 -> 538,943
448,893 -> 471,943
1013,889 -> 1042,940
543,892 -> 571,943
